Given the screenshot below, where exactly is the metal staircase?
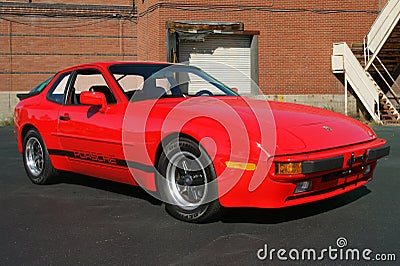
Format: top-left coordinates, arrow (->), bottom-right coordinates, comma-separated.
365,0 -> 400,70
332,0 -> 400,124
332,42 -> 381,122
366,72 -> 400,122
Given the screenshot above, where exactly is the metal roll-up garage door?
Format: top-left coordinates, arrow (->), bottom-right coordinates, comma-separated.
179,34 -> 252,94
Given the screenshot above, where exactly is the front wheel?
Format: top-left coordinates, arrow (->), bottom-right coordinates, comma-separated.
156,137 -> 220,223
22,129 -> 58,184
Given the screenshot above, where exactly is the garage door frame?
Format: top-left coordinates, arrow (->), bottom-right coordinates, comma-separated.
166,21 -> 259,95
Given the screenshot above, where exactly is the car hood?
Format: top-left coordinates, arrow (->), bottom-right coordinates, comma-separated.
144,96 -> 376,156
266,101 -> 376,154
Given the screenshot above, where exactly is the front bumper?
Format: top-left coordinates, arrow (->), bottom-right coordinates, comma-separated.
218,138 -> 389,208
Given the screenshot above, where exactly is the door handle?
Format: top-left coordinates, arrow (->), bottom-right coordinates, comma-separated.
59,113 -> 70,121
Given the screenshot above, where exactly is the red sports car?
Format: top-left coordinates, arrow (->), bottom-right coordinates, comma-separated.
14,62 -> 389,222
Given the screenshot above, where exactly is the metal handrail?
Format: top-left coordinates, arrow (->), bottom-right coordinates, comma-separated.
332,42 -> 380,122
371,63 -> 395,98
363,37 -> 368,66
366,0 -> 392,40
375,56 -> 400,104
365,0 -> 400,70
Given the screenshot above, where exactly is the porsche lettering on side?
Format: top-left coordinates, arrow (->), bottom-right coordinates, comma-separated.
14,62 -> 390,223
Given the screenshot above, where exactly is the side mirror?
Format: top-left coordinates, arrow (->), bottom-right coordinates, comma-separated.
232,88 -> 239,93
80,91 -> 108,113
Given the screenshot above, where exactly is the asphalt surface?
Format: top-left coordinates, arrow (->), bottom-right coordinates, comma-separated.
0,126 -> 399,265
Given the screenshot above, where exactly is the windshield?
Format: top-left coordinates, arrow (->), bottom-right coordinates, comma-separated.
109,64 -> 239,100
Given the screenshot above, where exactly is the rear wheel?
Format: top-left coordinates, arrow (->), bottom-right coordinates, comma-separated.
157,137 -> 220,223
23,129 -> 58,184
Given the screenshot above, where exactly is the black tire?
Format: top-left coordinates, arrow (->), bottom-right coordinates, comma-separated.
22,129 -> 58,184
156,137 -> 220,223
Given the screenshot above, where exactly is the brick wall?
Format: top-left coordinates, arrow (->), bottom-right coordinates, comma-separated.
0,0 -> 388,97
135,0 -> 384,95
2,0 -> 132,5
136,0 -> 161,62
0,2 -> 136,92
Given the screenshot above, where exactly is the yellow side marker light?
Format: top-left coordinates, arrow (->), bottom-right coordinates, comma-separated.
225,161 -> 256,171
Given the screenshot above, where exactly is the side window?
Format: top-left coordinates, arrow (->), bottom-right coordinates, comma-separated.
47,73 -> 71,104
67,70 -> 117,105
113,74 -> 144,99
155,78 -> 172,95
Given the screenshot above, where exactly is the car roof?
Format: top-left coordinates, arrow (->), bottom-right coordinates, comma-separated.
61,61 -> 173,72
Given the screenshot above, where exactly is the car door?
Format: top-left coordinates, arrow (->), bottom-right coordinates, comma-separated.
56,67 -> 132,184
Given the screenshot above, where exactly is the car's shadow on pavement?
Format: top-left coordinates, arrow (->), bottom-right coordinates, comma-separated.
58,172 -> 163,206
220,186 -> 371,224
57,172 -> 370,224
